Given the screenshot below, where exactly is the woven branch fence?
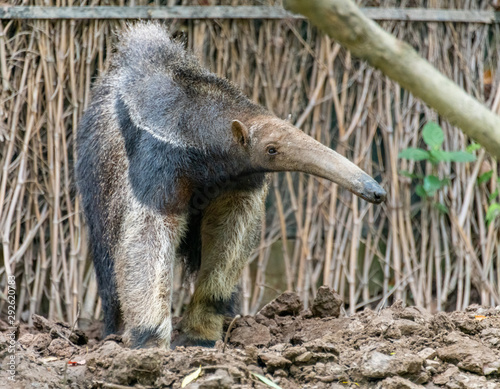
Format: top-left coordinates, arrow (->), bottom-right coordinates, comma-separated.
1,0 -> 499,328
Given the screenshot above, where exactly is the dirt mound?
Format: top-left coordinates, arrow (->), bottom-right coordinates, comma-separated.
2,288 -> 500,388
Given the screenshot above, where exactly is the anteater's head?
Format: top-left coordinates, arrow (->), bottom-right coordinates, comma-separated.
231,117 -> 386,204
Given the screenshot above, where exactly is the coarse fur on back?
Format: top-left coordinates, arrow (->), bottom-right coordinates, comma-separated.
112,22 -> 266,149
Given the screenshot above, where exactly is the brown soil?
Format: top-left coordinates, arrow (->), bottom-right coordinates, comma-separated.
2,287 -> 500,389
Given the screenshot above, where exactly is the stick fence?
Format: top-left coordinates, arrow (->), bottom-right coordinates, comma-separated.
1,0 -> 499,328
0,6 -> 498,23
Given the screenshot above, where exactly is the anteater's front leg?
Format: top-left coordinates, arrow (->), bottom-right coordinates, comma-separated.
115,199 -> 187,349
179,185 -> 268,346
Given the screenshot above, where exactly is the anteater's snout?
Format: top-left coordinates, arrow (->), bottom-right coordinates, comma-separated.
362,180 -> 386,204
372,186 -> 387,203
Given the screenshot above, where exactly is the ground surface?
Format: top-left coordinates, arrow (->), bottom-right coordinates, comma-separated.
2,287 -> 500,389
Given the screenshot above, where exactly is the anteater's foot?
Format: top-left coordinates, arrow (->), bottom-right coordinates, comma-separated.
170,332 -> 216,349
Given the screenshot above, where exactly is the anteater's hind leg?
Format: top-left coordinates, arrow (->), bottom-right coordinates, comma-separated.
115,199 -> 187,349
85,226 -> 122,336
93,252 -> 122,336
178,185 -> 268,346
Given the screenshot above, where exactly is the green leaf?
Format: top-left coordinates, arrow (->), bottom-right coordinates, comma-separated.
466,143 -> 481,152
489,189 -> 499,202
250,372 -> 282,389
416,185 -> 427,198
423,175 -> 446,196
446,151 -> 476,163
478,170 -> 493,185
429,149 -> 450,164
422,122 -> 444,149
486,203 -> 500,224
399,148 -> 430,161
428,150 -> 476,164
434,202 -> 449,214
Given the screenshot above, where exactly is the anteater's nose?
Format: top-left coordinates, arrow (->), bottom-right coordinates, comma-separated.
373,186 -> 387,203
363,180 -> 386,204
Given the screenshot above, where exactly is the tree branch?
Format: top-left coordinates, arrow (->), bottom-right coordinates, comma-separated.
284,0 -> 500,159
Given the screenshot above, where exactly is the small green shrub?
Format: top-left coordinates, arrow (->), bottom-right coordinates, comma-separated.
399,121 -> 476,213
478,169 -> 500,225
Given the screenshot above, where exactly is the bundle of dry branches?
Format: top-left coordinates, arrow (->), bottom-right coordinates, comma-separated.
0,0 -> 499,328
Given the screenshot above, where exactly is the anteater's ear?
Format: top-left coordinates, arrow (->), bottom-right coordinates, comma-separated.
231,120 -> 249,147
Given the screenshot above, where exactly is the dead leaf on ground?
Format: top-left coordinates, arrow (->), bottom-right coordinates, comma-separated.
181,365 -> 202,388
250,372 -> 282,389
39,356 -> 58,364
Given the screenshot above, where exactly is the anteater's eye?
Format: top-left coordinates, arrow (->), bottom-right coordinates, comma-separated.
267,147 -> 278,155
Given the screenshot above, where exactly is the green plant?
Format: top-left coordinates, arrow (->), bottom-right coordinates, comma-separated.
399,121 -> 476,212
478,169 -> 500,225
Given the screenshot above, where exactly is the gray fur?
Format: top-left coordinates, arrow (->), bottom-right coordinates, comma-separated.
76,23 -> 269,348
